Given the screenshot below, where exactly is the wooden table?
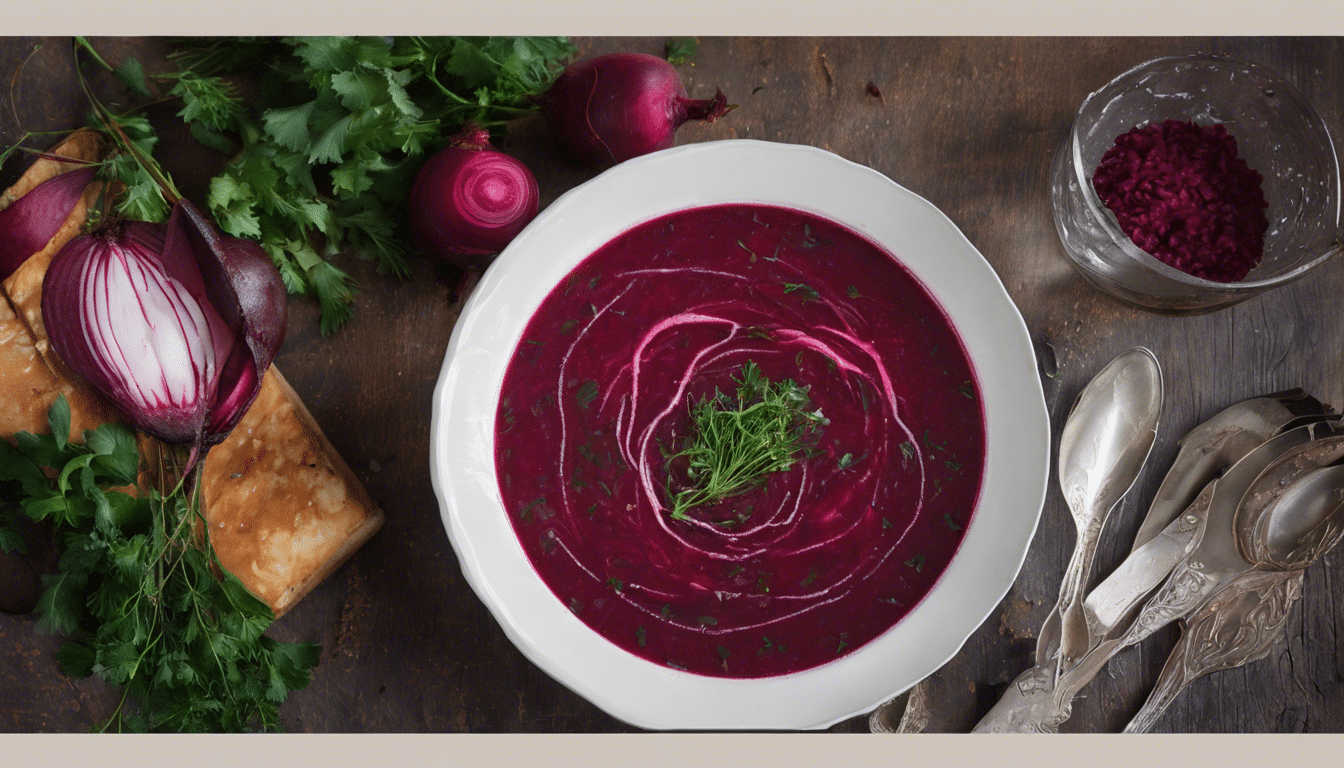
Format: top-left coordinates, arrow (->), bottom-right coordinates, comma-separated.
1,37 -> 1341,733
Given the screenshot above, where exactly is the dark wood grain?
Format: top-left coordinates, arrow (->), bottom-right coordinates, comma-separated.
0,37 -> 1341,733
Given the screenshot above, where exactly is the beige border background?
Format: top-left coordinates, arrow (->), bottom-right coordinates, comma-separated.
0,0 -> 1340,35
2,0 -> 1343,761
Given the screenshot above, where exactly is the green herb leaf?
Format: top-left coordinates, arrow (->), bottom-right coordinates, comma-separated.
665,37 -> 699,66
575,380 -> 600,409
782,282 -> 821,302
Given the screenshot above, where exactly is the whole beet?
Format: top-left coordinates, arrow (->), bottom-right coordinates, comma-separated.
541,53 -> 732,168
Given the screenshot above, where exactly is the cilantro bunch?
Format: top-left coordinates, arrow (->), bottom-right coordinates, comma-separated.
0,398 -> 319,732
91,36 -> 575,334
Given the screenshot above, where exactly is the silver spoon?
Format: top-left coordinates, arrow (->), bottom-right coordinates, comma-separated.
1047,347 -> 1163,669
973,421 -> 1341,732
1130,390 -> 1326,552
1124,461 -> 1344,733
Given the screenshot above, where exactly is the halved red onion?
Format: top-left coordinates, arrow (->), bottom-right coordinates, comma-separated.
0,166 -> 96,281
41,200 -> 287,446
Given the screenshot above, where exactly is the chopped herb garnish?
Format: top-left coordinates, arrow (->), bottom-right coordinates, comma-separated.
922,430 -> 951,453
847,285 -> 861,299
525,339 -> 545,347
697,615 -> 718,627
800,567 -> 818,587
606,577 -> 624,593
664,361 -> 826,521
588,274 -> 602,290
518,496 -> 546,522
661,604 -> 672,621
959,380 -> 975,399
836,633 -> 849,654
745,326 -> 773,341
737,239 -> 756,261
598,480 -> 614,498
589,302 -> 599,315
945,459 -> 963,472
855,378 -> 870,412
881,517 -> 892,530
727,564 -> 746,578
899,441 -> 915,464
585,502 -> 599,517
943,513 -> 962,532
837,452 -> 854,470
794,351 -> 805,369
879,597 -> 902,606
561,319 -> 579,334
782,282 -> 820,302
636,626 -> 648,647
758,636 -> 774,655
716,644 -> 731,660
574,380 -> 599,409
666,660 -> 687,671
568,597 -> 583,614
932,478 -> 944,499
905,554 -> 926,572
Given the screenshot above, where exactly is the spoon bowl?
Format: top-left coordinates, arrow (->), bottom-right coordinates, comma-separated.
1051,347 -> 1163,663
1236,436 -> 1344,571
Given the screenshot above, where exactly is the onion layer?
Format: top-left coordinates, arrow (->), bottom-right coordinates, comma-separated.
41,200 -> 287,447
0,166 -> 97,281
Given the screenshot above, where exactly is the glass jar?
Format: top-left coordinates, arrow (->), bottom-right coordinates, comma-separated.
1051,54 -> 1342,313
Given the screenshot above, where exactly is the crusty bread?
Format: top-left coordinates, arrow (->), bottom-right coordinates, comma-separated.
0,134 -> 382,617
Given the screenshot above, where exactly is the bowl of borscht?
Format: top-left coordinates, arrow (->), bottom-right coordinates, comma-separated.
430,140 -> 1050,730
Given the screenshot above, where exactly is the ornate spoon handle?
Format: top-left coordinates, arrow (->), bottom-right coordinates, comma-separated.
1123,569 -> 1303,733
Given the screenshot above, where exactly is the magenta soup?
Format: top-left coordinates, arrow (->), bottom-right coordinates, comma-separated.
493,203 -> 985,678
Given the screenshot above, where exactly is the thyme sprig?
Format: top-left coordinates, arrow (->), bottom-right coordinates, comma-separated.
664,361 -> 826,521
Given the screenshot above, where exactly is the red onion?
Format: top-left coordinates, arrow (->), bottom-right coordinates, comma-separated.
540,53 -> 732,167
0,166 -> 96,281
41,199 -> 287,447
407,126 -> 539,270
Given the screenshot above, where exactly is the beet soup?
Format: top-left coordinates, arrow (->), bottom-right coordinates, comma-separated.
494,204 -> 985,678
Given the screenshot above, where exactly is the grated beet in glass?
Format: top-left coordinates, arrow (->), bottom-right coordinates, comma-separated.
1092,119 -> 1269,282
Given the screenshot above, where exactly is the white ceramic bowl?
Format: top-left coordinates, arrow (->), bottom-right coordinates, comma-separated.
430,140 -> 1049,730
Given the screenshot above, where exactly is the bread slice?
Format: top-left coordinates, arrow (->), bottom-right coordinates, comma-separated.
0,134 -> 382,617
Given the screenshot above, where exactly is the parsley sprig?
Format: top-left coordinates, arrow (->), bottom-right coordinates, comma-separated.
79,36 -> 575,334
664,362 -> 827,521
0,398 -> 319,732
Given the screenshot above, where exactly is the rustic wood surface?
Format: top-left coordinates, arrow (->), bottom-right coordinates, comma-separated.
1,36 -> 1341,733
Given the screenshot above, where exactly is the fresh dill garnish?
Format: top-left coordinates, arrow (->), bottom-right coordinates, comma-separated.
905,553 -> 926,572
663,361 -> 826,521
